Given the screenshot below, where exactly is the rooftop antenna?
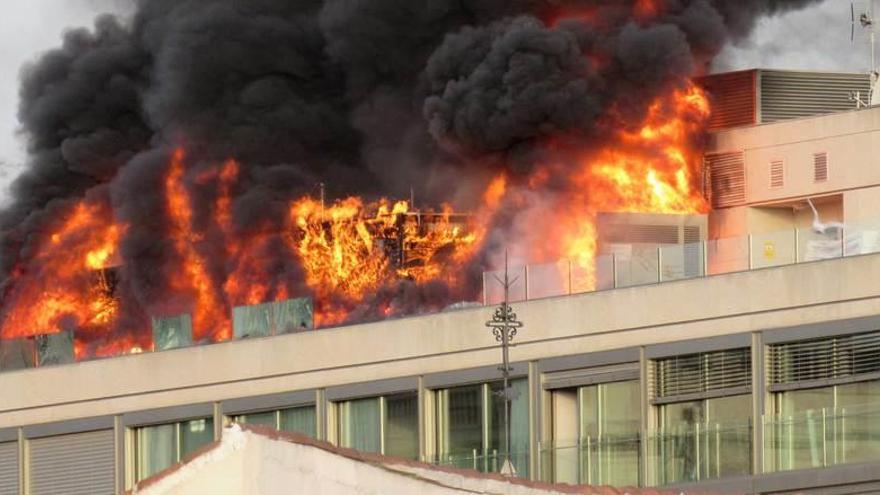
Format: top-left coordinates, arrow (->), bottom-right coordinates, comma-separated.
851,1 -> 879,106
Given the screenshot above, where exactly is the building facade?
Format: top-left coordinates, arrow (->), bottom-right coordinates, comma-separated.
3,72 -> 880,494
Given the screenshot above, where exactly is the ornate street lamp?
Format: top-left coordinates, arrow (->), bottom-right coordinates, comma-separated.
485,252 -> 524,476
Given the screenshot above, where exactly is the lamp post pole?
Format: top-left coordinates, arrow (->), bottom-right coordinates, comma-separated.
485,251 -> 523,476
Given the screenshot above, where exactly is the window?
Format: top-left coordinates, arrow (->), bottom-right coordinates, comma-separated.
336,392 -> 418,460
232,405 -> 317,438
766,331 -> 880,471
134,417 -> 214,482
814,152 -> 828,182
545,380 -> 641,487
650,348 -> 753,484
435,379 -> 528,477
770,160 -> 784,188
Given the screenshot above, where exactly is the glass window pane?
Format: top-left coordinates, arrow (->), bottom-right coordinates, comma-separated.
658,401 -> 704,484
234,411 -> 277,429
180,418 -> 214,459
136,423 -> 176,482
773,387 -> 834,471
338,397 -> 381,453
436,385 -> 483,469
596,381 -> 640,486
835,381 -> 880,464
384,393 -> 419,460
705,395 -> 752,478
280,406 -> 316,438
486,379 -> 528,477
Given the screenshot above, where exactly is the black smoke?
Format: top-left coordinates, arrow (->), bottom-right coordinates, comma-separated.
0,0 -> 821,341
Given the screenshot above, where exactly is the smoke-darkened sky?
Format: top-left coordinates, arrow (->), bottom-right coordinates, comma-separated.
0,0 -> 870,203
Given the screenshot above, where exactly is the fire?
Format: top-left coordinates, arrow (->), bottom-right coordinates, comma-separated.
289,197 -> 478,326
494,82 -> 710,289
0,200 -> 128,357
0,80 -> 712,361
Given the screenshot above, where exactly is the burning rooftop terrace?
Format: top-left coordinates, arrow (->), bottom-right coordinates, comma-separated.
0,0 -> 823,361
0,82 -> 710,360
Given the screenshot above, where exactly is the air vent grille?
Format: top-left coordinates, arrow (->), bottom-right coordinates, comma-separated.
814,152 -> 828,182
770,160 -> 784,188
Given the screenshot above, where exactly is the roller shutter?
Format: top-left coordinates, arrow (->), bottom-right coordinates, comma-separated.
769,330 -> 880,391
0,441 -> 17,495
29,429 -> 114,495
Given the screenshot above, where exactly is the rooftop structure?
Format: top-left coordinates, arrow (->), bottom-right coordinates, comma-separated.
4,70 -> 880,495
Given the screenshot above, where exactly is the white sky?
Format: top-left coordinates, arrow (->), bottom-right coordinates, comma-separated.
0,0 -> 870,199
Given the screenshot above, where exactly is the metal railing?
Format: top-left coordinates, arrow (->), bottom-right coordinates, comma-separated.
538,435 -> 641,487
647,421 -> 753,486
430,449 -> 530,478
482,218 -> 880,305
764,405 -> 880,472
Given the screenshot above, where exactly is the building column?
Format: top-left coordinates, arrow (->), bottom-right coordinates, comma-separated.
17,427 -> 25,495
417,376 -> 427,463
639,346 -> 651,486
315,389 -> 328,442
752,331 -> 766,475
528,361 -> 540,480
212,402 -> 223,441
113,415 -> 124,495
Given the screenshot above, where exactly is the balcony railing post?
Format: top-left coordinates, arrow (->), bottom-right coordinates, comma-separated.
482,272 -> 487,306
695,423 -> 701,482
524,265 -> 530,301
612,254 -> 618,289
748,234 -> 754,270
702,240 -> 709,277
822,408 -> 828,467
657,246 -> 663,283
794,228 -> 800,263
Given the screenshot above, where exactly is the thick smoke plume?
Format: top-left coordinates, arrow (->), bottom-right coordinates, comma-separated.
0,0 -> 820,350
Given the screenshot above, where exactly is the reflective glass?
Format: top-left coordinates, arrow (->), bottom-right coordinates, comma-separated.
384,393 -> 419,460
280,406 -> 316,438
338,397 -> 381,453
235,411 -> 277,429
437,385 -> 483,469
135,423 -> 175,482
180,418 -> 214,459
836,381 -> 880,463
489,379 -> 529,476
767,381 -> 880,471
655,395 -> 751,484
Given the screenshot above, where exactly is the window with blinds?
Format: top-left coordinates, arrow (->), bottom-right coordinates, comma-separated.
652,348 -> 751,403
769,160 -> 784,188
769,331 -> 880,390
705,152 -> 745,209
0,441 -> 17,495
814,152 -> 828,182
